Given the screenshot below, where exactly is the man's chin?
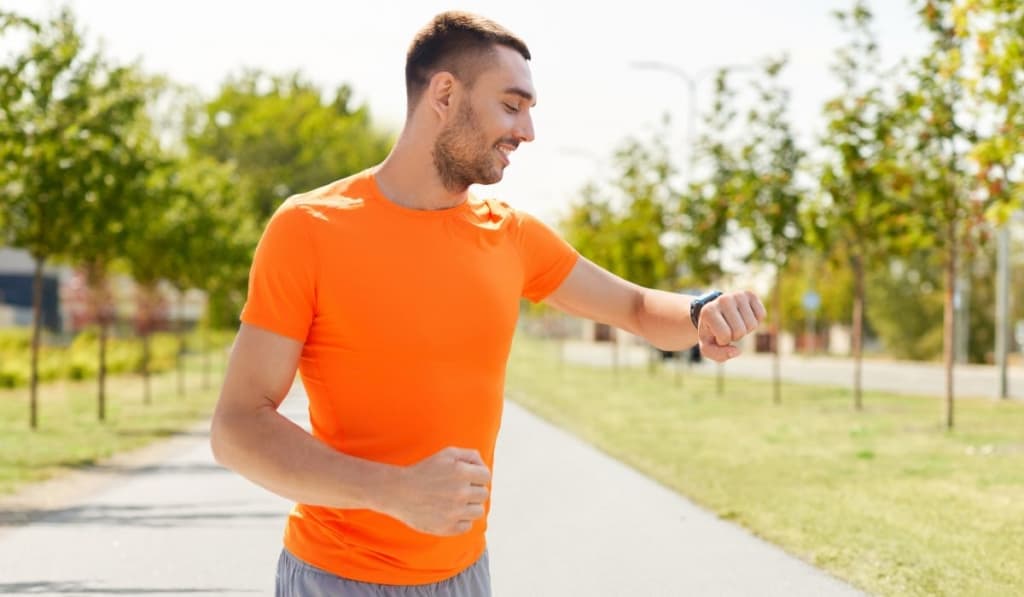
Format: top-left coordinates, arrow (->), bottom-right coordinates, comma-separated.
476,169 -> 505,186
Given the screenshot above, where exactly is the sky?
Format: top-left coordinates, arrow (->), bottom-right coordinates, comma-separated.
7,0 -> 928,227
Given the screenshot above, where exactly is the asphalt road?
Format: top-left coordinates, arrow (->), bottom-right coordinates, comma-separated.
0,382 -> 866,596
561,339 -> 1024,400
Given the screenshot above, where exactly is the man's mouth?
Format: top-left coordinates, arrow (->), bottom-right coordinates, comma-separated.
496,142 -> 517,166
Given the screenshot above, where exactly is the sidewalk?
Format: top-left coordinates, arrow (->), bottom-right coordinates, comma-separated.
561,339 -> 1024,400
0,383 -> 865,596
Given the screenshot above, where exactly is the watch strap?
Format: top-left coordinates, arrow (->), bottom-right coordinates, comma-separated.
690,290 -> 723,329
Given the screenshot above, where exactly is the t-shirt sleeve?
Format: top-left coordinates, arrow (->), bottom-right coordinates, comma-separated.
239,205 -> 317,342
516,210 -> 580,303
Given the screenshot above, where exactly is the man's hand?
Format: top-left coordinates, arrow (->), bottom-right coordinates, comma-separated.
698,291 -> 767,362
384,447 -> 492,537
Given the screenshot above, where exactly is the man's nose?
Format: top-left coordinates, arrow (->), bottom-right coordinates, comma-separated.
515,114 -> 535,143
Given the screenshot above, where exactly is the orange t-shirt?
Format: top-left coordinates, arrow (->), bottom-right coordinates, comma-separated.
239,168 -> 579,585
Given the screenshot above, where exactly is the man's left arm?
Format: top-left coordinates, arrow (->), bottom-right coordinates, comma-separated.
543,256 -> 766,363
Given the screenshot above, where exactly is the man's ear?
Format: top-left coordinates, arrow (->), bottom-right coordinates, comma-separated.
426,71 -> 458,122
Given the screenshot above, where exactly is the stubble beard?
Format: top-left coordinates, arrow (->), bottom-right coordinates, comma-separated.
432,101 -> 502,193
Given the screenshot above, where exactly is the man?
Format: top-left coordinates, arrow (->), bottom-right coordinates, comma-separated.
211,10 -> 766,596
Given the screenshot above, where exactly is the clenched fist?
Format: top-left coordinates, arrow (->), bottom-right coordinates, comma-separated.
697,290 -> 766,362
384,447 -> 491,536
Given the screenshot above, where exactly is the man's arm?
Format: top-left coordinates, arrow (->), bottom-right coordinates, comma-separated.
543,257 -> 765,362
210,323 -> 491,536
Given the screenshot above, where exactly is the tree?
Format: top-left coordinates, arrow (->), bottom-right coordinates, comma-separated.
686,70 -> 747,394
959,0 -> 1024,223
162,157 -> 256,395
561,128 -> 677,374
115,150 -> 247,403
890,0 -> 1003,428
562,184 -> 620,274
0,10 -> 38,393
685,71 -> 740,288
733,56 -> 806,405
64,61 -> 154,421
0,8 -> 103,428
607,132 -> 677,292
959,0 -> 1024,397
813,1 -> 910,410
120,155 -> 179,405
186,70 -> 393,222
561,183 -> 624,371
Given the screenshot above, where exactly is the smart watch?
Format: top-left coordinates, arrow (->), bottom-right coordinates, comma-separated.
690,290 -> 723,329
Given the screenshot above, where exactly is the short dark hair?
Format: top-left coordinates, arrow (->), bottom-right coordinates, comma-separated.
405,11 -> 531,110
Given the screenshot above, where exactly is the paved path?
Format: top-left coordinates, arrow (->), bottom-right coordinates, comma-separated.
0,383 -> 865,596
561,339 -> 1024,400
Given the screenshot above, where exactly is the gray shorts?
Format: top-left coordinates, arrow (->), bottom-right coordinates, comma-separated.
275,548 -> 491,597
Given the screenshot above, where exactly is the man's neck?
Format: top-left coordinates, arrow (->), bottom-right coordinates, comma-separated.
374,137 -> 469,211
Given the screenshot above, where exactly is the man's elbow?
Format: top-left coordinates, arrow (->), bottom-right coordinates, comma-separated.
209,409 -> 240,469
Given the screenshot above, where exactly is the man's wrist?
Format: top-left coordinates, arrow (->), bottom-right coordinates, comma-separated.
690,290 -> 723,329
355,460 -> 405,514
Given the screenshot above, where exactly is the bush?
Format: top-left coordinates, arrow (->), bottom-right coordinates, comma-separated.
0,357 -> 28,388
0,326 -> 234,388
0,329 -> 31,352
0,348 -> 63,387
147,333 -> 179,373
186,327 -> 235,354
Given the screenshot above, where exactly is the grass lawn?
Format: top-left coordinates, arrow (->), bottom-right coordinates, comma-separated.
505,336 -> 1024,597
0,352 -> 226,496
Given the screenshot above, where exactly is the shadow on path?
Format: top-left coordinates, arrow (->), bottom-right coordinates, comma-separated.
81,461 -> 228,477
0,581 -> 258,594
0,501 -> 281,528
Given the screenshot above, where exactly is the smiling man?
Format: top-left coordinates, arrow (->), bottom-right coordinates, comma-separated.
210,11 -> 765,596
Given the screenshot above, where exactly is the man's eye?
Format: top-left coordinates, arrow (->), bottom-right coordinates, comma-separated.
503,103 -> 519,113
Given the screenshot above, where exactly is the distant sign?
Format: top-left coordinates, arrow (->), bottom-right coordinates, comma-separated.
802,290 -> 821,312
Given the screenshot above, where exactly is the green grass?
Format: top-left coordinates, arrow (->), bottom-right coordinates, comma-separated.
505,336 -> 1024,597
0,351 -> 227,496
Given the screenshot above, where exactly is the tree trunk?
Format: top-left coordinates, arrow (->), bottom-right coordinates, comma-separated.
177,290 -> 186,397
772,271 -> 782,405
852,254 -> 865,411
996,224 -> 1010,398
142,330 -> 152,405
29,256 -> 44,430
98,317 -> 108,421
944,229 -> 956,430
85,262 -> 110,422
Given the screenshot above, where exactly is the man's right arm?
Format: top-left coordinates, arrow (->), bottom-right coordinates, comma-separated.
210,323 -> 397,510
210,323 -> 490,536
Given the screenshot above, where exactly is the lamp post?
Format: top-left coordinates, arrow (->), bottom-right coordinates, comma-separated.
994,210 -> 1022,399
629,60 -> 754,178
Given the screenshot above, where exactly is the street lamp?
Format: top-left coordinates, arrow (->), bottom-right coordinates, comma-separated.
629,60 -> 755,175
995,209 -> 1023,399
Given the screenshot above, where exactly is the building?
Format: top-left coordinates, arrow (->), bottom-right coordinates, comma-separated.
0,248 -> 66,331
0,247 -> 207,334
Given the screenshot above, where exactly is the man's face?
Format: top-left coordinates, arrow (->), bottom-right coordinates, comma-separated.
433,45 -> 537,192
